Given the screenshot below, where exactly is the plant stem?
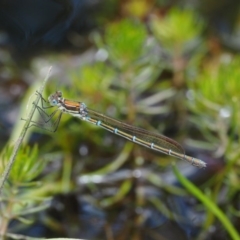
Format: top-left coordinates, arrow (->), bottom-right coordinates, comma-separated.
0,67 -> 51,194
173,165 -> 240,240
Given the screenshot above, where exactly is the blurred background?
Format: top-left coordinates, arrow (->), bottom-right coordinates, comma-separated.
0,0 -> 240,239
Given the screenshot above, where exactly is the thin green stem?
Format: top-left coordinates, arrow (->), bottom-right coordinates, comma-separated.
0,67 -> 52,194
173,165 -> 240,240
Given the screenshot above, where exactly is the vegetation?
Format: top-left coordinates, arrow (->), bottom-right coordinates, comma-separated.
0,2 -> 240,240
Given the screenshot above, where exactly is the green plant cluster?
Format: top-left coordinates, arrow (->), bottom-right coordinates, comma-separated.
0,145 -> 50,236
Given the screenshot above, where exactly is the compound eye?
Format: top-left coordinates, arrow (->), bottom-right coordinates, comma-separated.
48,97 -> 58,106
52,99 -> 57,105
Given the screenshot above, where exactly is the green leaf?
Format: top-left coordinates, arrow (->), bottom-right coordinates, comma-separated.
173,165 -> 240,240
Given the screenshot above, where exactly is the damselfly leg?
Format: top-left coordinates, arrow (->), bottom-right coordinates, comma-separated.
36,90 -> 53,110
31,106 -> 62,132
23,92 -> 62,132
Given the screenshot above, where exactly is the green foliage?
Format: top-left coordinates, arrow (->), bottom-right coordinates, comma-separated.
186,56 -> 240,238
122,0 -> 153,19
173,165 -> 240,240
103,19 -> 147,68
0,144 -> 52,234
193,57 -> 240,105
74,62 -> 115,93
188,56 -> 240,146
69,62 -> 120,107
0,144 -> 44,183
151,8 -> 204,55
4,4 -> 240,239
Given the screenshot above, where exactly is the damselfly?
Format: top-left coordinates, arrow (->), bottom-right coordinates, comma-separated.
31,91 -> 206,168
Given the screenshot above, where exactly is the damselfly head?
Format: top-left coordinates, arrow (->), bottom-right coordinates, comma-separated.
48,92 -> 60,106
